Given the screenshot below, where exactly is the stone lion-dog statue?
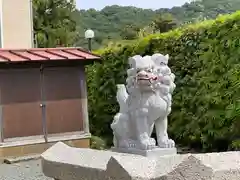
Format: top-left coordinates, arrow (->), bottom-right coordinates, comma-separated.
111,53 -> 176,150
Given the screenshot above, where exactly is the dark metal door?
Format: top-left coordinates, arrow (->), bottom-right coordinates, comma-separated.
0,69 -> 43,139
43,67 -> 83,135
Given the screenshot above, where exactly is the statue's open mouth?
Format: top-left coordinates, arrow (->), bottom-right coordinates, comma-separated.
137,76 -> 158,85
138,76 -> 157,81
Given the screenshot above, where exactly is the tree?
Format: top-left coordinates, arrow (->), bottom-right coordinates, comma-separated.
137,23 -> 157,38
33,0 -> 77,48
120,25 -> 140,40
152,13 -> 177,33
71,0 -> 240,48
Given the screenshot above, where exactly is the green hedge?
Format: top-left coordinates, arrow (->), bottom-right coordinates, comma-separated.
90,136 -> 107,150
87,11 -> 240,151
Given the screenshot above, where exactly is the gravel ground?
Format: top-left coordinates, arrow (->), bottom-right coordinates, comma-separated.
0,159 -> 52,180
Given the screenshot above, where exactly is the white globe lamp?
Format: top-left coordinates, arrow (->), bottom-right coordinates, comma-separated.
84,29 -> 94,51
85,29 -> 95,39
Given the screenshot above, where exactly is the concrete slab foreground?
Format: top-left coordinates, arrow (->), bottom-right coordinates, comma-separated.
41,142 -> 240,180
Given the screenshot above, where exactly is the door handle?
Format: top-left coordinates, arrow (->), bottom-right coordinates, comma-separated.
40,103 -> 46,107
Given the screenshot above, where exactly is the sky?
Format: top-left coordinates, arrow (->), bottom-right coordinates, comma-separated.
76,0 -> 192,10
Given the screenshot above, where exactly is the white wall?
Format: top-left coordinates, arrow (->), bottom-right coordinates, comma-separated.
0,0 -> 34,48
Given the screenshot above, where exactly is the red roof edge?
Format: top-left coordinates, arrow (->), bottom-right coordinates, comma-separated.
0,47 -> 101,63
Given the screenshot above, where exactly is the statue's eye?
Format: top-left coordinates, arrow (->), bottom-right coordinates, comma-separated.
147,68 -> 152,72
136,69 -> 141,73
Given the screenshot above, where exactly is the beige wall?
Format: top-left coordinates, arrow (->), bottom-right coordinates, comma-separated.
0,0 -> 33,48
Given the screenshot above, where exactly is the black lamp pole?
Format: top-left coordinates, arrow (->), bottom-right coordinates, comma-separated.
88,38 -> 92,52
85,29 -> 94,52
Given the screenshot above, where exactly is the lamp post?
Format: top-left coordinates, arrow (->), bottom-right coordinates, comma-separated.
84,29 -> 94,52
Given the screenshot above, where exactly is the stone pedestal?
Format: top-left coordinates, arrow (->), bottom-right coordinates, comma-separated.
111,147 -> 177,158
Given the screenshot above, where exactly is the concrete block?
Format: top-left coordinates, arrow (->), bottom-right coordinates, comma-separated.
194,151 -> 240,180
41,142 -> 112,180
41,142 -> 240,180
162,155 -> 213,180
106,155 -> 157,180
106,154 -> 213,180
41,142 -> 138,180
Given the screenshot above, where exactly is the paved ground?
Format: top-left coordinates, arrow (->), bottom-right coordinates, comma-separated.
0,159 -> 52,180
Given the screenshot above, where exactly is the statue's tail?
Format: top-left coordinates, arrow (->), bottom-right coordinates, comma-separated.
116,84 -> 129,113
111,85 -> 129,147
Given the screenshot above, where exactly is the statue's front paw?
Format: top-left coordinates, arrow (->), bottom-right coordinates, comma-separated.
138,138 -> 156,150
158,139 -> 175,148
139,142 -> 148,150
149,138 -> 156,147
138,133 -> 156,150
128,140 -> 137,148
167,139 -> 175,148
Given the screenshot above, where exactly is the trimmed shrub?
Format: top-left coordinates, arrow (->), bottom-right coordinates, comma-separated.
90,136 -> 107,150
88,11 -> 240,152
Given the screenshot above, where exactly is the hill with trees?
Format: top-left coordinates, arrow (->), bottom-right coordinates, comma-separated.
33,0 -> 240,49
74,0 -> 240,49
